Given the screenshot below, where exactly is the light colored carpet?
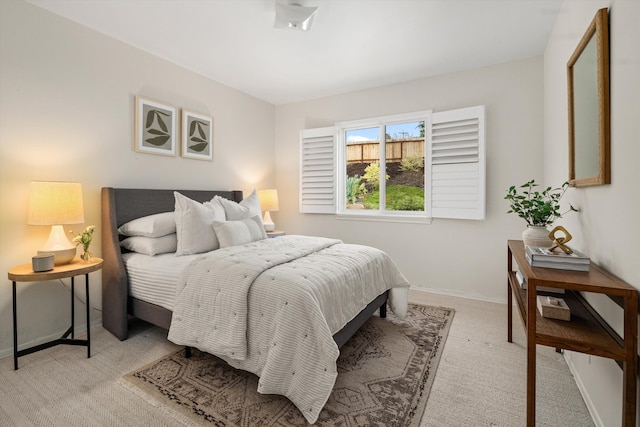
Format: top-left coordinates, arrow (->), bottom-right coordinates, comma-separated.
414,290 -> 594,427
0,290 -> 594,426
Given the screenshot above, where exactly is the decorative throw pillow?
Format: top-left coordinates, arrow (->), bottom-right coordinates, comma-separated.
120,234 -> 178,256
212,216 -> 267,248
214,189 -> 264,225
117,212 -> 176,237
174,192 -> 225,256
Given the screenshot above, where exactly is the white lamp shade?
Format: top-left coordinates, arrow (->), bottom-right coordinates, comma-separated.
28,181 -> 85,225
27,181 -> 85,265
257,189 -> 279,212
257,189 -> 279,232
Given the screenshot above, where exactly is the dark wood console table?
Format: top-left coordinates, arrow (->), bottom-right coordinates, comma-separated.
507,240 -> 637,427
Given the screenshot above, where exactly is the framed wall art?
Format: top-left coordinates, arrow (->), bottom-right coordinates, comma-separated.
181,109 -> 214,161
134,96 -> 177,156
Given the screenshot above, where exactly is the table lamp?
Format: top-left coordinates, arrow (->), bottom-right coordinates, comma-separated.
257,189 -> 279,232
27,181 -> 85,265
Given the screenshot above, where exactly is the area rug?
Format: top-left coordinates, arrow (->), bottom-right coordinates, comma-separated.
120,304 -> 454,426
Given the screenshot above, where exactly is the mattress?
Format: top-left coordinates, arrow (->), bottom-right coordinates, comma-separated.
122,252 -> 198,310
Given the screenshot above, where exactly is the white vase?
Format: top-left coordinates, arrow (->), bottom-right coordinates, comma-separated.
522,225 -> 553,248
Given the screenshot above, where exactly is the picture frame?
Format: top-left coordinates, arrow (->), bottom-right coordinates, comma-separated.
181,109 -> 214,161
134,96 -> 177,156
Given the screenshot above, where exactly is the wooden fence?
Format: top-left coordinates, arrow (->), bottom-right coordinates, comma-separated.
347,138 -> 423,163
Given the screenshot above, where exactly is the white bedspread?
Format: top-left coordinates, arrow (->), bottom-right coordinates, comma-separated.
167,235 -> 409,423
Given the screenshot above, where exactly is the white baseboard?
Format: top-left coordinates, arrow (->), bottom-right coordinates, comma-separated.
564,352 -> 604,427
409,285 -> 507,305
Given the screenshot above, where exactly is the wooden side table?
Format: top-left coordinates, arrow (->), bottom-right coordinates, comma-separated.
507,240 -> 637,426
266,230 -> 286,238
8,257 -> 103,370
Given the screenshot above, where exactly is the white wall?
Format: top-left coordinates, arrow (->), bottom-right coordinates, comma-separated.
544,0 -> 640,425
0,0 -> 275,357
275,57 -> 545,302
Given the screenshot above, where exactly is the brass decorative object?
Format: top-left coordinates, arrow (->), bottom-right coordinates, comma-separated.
548,225 -> 573,254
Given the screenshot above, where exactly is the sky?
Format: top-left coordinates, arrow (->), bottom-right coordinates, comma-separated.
346,121 -> 423,143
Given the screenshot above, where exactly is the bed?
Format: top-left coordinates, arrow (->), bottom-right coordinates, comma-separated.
101,187 -> 409,423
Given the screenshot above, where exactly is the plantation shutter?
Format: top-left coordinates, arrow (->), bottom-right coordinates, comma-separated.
299,127 -> 336,214
427,105 -> 485,220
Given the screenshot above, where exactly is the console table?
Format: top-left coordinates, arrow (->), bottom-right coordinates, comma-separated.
507,240 -> 637,427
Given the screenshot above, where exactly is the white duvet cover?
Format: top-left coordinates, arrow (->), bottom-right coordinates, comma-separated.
167,235 -> 409,424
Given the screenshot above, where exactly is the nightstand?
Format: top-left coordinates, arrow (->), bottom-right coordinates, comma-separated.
266,230 -> 286,238
8,257 -> 103,370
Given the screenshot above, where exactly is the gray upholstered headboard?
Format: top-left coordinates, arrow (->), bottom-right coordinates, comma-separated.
100,187 -> 243,340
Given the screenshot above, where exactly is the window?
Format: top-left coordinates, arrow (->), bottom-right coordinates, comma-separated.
338,111 -> 428,218
300,106 -> 485,221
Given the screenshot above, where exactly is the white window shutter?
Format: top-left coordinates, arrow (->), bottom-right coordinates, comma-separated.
299,127 -> 336,214
428,105 -> 485,220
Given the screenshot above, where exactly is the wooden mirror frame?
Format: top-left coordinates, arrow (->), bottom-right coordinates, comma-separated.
567,8 -> 610,187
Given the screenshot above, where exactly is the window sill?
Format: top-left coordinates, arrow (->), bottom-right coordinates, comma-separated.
336,213 -> 432,224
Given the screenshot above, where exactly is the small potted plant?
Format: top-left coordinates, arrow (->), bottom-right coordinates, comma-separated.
70,225 -> 96,262
505,180 -> 577,247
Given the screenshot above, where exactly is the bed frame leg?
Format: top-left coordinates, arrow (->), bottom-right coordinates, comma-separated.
380,303 -> 387,318
185,346 -> 192,358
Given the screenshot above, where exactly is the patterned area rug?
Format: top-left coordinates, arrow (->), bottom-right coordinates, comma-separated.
121,304 -> 454,426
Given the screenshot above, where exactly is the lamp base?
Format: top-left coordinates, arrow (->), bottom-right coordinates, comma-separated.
38,225 -> 77,265
38,248 -> 76,266
263,211 -> 275,232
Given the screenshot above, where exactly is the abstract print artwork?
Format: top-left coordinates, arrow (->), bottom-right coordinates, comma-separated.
181,109 -> 214,161
134,96 -> 177,156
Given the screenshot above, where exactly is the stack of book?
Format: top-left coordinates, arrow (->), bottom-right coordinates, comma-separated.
515,267 -> 565,293
525,246 -> 590,271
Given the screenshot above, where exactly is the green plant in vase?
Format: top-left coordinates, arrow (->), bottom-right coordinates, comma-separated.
70,225 -> 96,262
505,180 -> 577,247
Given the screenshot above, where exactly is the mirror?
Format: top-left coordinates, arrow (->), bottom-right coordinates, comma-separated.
567,8 -> 610,187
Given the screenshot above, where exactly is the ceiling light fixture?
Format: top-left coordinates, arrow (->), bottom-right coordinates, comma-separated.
274,3 -> 318,31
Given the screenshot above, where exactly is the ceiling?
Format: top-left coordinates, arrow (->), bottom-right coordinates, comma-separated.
28,0 -> 564,105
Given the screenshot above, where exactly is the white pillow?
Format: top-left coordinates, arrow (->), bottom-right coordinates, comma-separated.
117,212 -> 176,237
120,234 -> 177,256
214,189 -> 263,225
174,192 -> 225,256
212,216 -> 267,248
203,199 -> 226,220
